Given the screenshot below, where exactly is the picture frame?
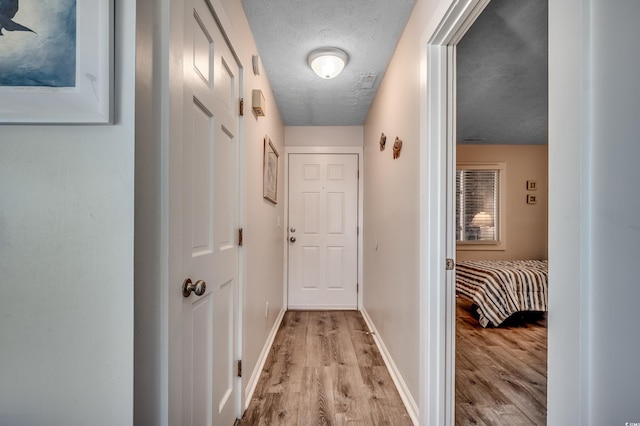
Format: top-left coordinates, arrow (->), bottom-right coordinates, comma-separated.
0,0 -> 113,124
263,136 -> 279,204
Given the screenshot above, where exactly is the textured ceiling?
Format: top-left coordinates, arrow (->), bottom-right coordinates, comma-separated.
241,0 -> 546,134
241,0 -> 416,126
457,0 -> 548,145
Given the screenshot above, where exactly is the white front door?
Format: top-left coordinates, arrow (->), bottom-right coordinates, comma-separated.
287,154 -> 359,309
178,0 -> 240,424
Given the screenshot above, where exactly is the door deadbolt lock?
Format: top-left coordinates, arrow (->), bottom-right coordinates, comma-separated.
290,227 -> 296,233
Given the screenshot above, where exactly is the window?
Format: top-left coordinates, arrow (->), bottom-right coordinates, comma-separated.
456,162 -> 506,250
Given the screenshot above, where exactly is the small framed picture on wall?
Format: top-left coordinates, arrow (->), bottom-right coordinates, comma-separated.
263,136 -> 279,204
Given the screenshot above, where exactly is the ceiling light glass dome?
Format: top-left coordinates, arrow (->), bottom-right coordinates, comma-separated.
307,47 -> 349,79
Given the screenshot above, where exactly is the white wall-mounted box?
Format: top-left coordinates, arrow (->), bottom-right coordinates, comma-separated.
252,89 -> 266,116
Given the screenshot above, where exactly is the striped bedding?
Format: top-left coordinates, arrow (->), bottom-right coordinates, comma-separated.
455,260 -> 548,327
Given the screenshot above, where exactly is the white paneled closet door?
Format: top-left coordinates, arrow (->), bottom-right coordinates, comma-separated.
178,0 -> 240,424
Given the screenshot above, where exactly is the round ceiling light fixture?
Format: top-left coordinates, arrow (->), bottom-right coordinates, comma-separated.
307,47 -> 349,79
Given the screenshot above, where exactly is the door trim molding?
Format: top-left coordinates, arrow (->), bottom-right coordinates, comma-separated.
419,1 -> 490,425
283,146 -> 364,310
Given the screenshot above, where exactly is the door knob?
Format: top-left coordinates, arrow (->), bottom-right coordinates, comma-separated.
289,236 -> 296,243
182,278 -> 207,297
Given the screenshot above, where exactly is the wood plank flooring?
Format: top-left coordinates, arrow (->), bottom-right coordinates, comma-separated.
238,311 -> 413,426
455,296 -> 547,425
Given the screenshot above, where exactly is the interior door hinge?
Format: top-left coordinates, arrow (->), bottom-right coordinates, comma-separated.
357,283 -> 359,293
239,98 -> 244,116
357,226 -> 359,236
446,258 -> 455,270
238,228 -> 243,247
237,360 -> 242,377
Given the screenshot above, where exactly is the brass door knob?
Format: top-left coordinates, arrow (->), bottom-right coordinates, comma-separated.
182,278 -> 207,297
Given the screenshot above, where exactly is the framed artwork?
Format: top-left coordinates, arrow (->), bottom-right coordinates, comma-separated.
0,0 -> 113,124
263,136 -> 279,204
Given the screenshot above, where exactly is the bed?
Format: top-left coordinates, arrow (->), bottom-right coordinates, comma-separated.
455,260 -> 548,327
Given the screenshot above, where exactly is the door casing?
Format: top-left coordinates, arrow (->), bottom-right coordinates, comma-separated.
419,0 -> 490,425
283,146 -> 364,311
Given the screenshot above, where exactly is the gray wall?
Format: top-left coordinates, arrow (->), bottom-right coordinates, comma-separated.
548,0 -> 640,423
134,0 -> 163,423
0,2 -> 135,425
585,0 -> 640,422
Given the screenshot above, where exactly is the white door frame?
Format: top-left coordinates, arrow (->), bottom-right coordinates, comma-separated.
164,0 -> 245,422
419,1 -> 490,424
283,146 -> 364,311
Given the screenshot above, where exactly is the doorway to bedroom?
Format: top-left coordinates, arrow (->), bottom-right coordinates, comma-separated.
453,0 -> 549,423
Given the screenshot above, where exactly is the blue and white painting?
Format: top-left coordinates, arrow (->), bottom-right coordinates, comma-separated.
0,0 -> 76,87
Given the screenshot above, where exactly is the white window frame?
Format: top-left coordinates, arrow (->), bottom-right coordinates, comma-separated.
456,162 -> 507,251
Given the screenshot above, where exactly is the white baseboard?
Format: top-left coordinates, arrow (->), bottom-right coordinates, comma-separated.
360,308 -> 419,425
287,304 -> 357,310
243,308 -> 286,409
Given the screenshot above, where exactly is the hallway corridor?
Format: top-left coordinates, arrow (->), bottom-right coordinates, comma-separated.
238,311 -> 412,425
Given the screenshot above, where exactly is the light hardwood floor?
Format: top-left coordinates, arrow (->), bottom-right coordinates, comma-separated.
455,296 -> 547,425
237,302 -> 546,425
238,310 -> 413,425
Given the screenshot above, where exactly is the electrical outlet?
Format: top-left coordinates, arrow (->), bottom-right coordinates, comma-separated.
265,302 -> 269,318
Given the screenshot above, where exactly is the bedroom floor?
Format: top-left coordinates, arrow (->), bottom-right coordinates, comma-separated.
455,295 -> 547,425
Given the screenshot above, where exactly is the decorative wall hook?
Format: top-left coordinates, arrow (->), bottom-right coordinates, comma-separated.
379,133 -> 387,151
393,137 -> 403,159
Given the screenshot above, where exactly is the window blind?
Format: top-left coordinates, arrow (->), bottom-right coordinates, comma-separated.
456,169 -> 500,242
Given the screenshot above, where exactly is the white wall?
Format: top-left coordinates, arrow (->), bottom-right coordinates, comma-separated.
219,0 -> 288,407
548,0 -> 640,424
0,3 -> 135,425
588,1 -> 640,421
361,0 -> 442,405
285,126 -> 363,146
218,0 -> 286,407
547,2 -> 587,422
367,0 -> 640,424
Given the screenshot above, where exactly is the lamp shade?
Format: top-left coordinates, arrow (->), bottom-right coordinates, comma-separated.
308,47 -> 348,79
470,211 -> 493,227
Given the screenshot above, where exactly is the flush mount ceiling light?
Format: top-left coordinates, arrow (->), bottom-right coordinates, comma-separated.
307,47 -> 349,79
